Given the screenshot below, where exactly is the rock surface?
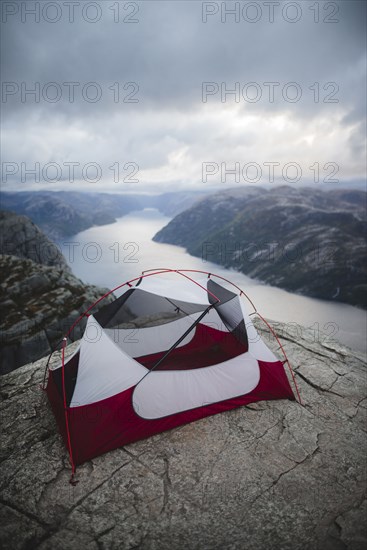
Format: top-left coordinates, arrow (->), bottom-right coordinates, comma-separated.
0,321 -> 366,550
153,186 -> 367,308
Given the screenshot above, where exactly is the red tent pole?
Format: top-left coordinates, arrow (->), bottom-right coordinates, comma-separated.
63,268 -> 221,342
142,268 -> 257,312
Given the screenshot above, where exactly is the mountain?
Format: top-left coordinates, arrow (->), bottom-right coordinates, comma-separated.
0,190 -> 207,239
154,186 -> 367,308
151,191 -> 208,217
0,192 -> 144,239
0,211 -> 113,374
0,210 -> 71,270
1,320 -> 366,549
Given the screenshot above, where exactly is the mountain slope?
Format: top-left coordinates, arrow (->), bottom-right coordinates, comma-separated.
0,192 -> 143,239
0,211 -> 113,374
0,191 -> 208,239
0,210 -> 71,270
154,186 -> 367,308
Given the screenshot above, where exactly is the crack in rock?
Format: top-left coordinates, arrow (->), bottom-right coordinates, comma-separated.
250,434 -> 320,506
160,455 -> 172,514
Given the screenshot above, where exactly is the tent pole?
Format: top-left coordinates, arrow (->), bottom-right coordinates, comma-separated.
150,304 -> 216,372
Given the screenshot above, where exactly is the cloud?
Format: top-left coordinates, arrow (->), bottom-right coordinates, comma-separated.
1,0 -> 366,191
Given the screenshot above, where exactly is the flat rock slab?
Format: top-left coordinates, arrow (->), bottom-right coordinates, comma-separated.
0,322 -> 366,550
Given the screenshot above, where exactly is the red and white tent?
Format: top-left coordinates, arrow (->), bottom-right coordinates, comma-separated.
45,269 -> 299,479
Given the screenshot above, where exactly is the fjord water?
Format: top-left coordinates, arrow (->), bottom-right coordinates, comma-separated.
59,208 -> 366,354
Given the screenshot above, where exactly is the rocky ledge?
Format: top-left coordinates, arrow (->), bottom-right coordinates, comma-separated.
0,322 -> 366,550
0,254 -> 112,375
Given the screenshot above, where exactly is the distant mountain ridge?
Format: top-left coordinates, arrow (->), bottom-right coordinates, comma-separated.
0,190 -> 206,239
153,186 -> 367,308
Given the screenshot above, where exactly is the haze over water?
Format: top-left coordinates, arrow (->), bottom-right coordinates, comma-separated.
59,208 -> 367,355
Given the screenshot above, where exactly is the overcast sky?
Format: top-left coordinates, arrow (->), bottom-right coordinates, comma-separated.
1,0 -> 366,193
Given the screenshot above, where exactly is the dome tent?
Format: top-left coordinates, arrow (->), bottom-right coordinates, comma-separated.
45,269 -> 299,481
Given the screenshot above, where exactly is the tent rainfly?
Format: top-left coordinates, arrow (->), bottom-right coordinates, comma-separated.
44,269 -> 300,482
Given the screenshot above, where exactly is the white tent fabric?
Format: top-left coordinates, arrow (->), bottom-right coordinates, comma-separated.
70,316 -> 147,407
128,298 -> 276,420
70,310 -> 235,408
104,308 -> 230,357
136,275 -> 215,304
240,302 -> 278,362
132,352 -> 260,419
105,315 -> 199,358
58,276 -> 279,411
